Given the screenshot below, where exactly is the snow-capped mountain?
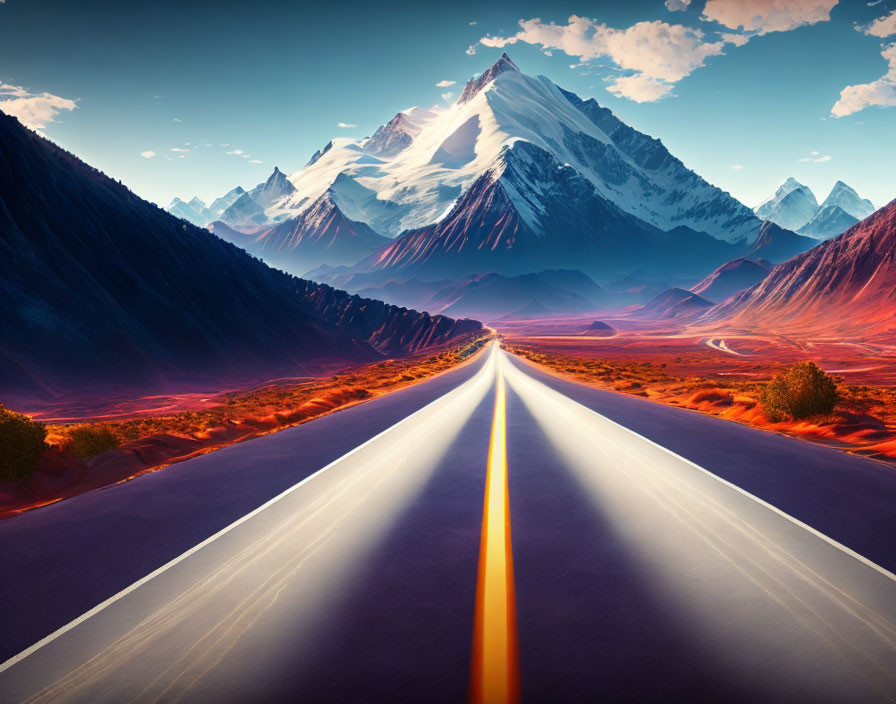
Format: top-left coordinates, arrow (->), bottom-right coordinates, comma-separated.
755,178 -> 877,239
220,192 -> 267,229
167,169 -> 300,231
167,197 -> 208,226
207,186 -> 247,222
754,178 -> 819,231
821,180 -> 875,220
248,166 -> 296,210
276,53 -> 761,246
798,204 -> 858,240
210,192 -> 389,273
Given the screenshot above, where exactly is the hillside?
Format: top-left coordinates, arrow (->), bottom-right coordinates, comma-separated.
703,200 -> 896,334
0,110 -> 480,402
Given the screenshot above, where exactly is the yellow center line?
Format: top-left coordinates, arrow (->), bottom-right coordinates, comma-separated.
471,354 -> 519,704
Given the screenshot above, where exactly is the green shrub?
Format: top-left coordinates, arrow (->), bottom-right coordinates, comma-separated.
65,424 -> 121,458
0,405 -> 48,483
760,362 -> 839,422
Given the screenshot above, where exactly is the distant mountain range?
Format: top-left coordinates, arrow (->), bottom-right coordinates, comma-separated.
169,53 -> 815,285
0,110 -> 480,402
755,178 -> 876,240
704,199 -> 896,335
636,288 -> 713,321
356,269 -> 606,321
691,258 -> 772,304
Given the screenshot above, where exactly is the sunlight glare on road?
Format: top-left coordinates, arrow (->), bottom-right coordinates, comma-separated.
471,347 -> 519,704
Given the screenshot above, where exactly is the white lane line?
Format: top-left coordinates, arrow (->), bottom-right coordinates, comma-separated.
0,351 -> 495,676
504,350 -> 896,584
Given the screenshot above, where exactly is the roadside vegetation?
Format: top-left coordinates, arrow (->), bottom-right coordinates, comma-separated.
62,424 -> 121,458
0,332 -> 492,517
0,405 -> 48,482
760,362 -> 839,422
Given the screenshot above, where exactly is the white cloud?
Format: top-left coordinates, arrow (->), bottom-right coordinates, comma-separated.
607,74 -> 674,102
701,0 -> 838,35
666,0 -> 692,10
469,20 -> 478,26
226,148 -> 245,155
466,44 -> 477,55
477,16 -> 731,102
436,79 -> 457,87
169,147 -> 190,152
721,32 -> 751,46
336,121 -> 357,128
441,91 -> 455,101
140,151 -> 156,159
0,82 -> 77,129
797,150 -> 832,161
862,9 -> 896,37
172,117 -> 183,122
729,163 -> 744,170
831,43 -> 896,116
249,159 -> 263,164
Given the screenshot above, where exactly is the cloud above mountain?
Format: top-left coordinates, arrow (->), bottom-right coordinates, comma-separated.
832,42 -> 896,116
701,0 -> 838,35
0,82 -> 77,129
473,2 -> 844,103
479,17 -> 729,101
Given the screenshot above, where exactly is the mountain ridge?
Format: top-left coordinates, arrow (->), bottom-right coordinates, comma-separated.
0,109 -> 480,401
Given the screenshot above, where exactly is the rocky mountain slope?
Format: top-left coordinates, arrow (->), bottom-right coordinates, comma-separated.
703,200 -> 896,334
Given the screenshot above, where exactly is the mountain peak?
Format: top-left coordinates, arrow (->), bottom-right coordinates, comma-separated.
780,177 -> 808,194
459,53 -> 521,104
821,179 -> 875,220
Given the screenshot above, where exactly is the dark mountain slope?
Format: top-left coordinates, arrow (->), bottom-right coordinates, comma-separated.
0,111 -> 480,400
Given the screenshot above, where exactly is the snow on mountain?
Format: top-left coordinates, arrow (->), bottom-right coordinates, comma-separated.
167,197 -> 208,226
821,181 -> 875,221
207,186 -> 246,221
798,204 -> 859,240
364,107 -> 438,157
248,166 -> 296,210
220,192 -> 267,229
211,192 -> 389,274
754,178 -> 819,231
277,53 -> 761,244
350,140 -> 747,282
755,179 -> 876,239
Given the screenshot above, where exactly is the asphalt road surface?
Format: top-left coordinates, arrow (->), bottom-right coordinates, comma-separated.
1,343 -> 895,703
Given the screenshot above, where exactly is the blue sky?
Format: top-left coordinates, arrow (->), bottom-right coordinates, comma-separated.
1,0 -> 894,209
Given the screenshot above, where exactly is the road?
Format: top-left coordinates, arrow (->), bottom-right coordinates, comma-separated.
1,342 -> 896,703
